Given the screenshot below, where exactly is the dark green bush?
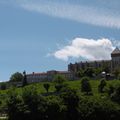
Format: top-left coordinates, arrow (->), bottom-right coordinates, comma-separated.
98,78 -> 106,93
79,96 -> 120,120
60,88 -> 80,120
6,84 -> 120,120
43,83 -> 50,93
81,77 -> 92,95
55,84 -> 63,92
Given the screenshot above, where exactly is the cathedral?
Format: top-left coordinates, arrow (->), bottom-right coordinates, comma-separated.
68,47 -> 120,73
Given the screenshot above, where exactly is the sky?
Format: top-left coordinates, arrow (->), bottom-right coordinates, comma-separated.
0,0 -> 120,81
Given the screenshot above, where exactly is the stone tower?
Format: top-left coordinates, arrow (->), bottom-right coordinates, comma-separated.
111,47 -> 120,71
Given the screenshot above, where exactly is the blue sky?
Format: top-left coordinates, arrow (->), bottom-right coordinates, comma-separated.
0,0 -> 120,81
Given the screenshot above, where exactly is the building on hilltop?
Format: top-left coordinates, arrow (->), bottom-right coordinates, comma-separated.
111,47 -> 120,71
26,70 -> 74,83
26,47 -> 120,83
68,60 -> 111,73
68,47 -> 120,73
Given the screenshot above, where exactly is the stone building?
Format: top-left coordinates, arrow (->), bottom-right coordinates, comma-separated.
111,47 -> 120,71
68,47 -> 120,73
26,70 -> 74,83
26,47 -> 120,83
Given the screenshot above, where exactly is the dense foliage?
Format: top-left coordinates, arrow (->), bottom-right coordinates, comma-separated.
43,83 -> 50,93
81,77 -> 92,95
5,86 -> 120,120
98,78 -> 106,93
1,79 -> 120,120
10,72 -> 23,82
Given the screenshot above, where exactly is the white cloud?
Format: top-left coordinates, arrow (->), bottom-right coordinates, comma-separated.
52,38 -> 115,61
15,0 -> 120,29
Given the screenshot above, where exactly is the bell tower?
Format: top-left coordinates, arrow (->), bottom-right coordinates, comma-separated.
111,47 -> 120,71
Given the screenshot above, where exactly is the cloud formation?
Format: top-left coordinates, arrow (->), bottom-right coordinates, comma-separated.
15,0 -> 120,29
52,38 -> 115,61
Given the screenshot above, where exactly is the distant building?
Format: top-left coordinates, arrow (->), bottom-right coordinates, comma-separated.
26,70 -> 74,83
111,47 -> 120,70
26,47 -> 120,83
68,47 -> 120,73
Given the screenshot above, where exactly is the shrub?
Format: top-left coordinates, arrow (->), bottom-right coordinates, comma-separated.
98,78 -> 106,93
60,88 -> 80,120
79,96 -> 120,120
45,96 -> 66,120
108,85 -> 115,96
81,77 -> 92,95
53,74 -> 66,84
0,82 -> 7,90
111,85 -> 120,104
6,88 -> 25,120
43,83 -> 50,93
55,84 -> 63,92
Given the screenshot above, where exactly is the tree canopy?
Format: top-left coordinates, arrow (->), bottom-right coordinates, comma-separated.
10,72 -> 23,82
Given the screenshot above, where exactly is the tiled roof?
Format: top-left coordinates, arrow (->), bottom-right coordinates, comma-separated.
27,72 -> 47,76
27,71 -> 71,76
111,47 -> 120,54
57,71 -> 71,74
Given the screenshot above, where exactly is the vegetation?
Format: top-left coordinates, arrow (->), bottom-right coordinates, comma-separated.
22,71 -> 27,87
0,83 -> 7,90
43,83 -> 50,93
1,78 -> 120,119
10,72 -> 23,82
81,77 -> 92,95
98,78 -> 106,93
53,74 -> 66,84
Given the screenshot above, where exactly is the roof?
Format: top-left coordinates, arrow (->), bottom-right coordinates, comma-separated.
57,71 -> 71,74
27,72 -> 47,76
27,71 -> 71,76
111,47 -> 120,54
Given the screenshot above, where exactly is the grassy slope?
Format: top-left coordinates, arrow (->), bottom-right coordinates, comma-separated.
1,79 -> 120,95
16,80 -> 120,95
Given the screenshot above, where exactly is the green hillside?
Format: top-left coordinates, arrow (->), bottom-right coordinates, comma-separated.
1,79 -> 120,120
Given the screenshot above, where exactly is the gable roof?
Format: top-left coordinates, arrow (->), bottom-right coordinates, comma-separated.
111,47 -> 120,54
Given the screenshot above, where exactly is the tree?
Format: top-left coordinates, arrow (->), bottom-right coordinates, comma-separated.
10,72 -> 23,82
22,71 -> 27,87
81,77 -> 92,95
60,88 -> 80,120
94,68 -> 102,76
79,96 -> 120,120
108,85 -> 114,96
22,86 -> 42,120
111,85 -> 120,104
55,84 -> 64,92
6,88 -> 24,120
53,74 -> 66,84
98,78 -> 106,93
0,82 -> 7,90
77,69 -> 84,78
113,68 -> 120,79
6,86 -> 46,120
43,83 -> 50,93
45,96 -> 66,120
84,67 -> 94,77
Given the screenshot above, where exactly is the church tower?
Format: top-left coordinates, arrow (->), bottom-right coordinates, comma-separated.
111,47 -> 120,71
